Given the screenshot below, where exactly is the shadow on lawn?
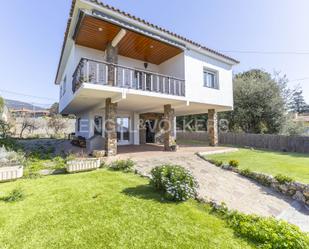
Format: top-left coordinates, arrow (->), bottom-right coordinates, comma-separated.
121,184 -> 173,204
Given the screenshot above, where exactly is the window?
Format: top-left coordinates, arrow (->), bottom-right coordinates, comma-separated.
203,69 -> 218,89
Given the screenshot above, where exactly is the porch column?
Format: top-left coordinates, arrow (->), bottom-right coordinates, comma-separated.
105,43 -> 118,86
207,109 -> 218,146
105,98 -> 118,156
133,112 -> 140,145
163,104 -> 175,151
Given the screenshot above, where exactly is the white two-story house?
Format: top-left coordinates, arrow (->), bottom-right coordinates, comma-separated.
55,0 -> 239,156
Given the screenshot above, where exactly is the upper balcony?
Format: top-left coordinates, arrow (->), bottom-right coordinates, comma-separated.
72,58 -> 185,97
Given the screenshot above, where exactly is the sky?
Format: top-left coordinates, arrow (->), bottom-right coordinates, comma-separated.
0,0 -> 308,108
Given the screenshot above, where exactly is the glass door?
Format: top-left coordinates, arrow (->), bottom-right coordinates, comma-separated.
117,117 -> 130,145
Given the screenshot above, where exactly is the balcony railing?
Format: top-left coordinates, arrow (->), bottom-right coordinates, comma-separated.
72,58 -> 185,96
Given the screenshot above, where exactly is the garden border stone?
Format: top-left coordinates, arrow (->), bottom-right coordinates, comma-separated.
197,152 -> 309,208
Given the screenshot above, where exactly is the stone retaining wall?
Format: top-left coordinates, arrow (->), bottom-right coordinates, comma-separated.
198,153 -> 309,207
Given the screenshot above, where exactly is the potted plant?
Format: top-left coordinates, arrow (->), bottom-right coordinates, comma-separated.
170,141 -> 178,152
0,146 -> 24,182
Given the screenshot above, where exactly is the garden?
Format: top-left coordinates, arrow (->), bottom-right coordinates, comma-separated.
206,148 -> 309,184
0,139 -> 308,249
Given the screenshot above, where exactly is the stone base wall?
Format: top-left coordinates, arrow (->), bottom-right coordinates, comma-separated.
207,109 -> 218,146
105,98 -> 117,156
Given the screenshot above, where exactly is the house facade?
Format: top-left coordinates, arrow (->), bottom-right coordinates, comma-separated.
55,0 -> 239,155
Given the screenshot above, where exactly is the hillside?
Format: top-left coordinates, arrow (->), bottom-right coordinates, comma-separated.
4,99 -> 47,111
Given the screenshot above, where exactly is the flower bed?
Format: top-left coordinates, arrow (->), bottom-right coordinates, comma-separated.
66,158 -> 100,173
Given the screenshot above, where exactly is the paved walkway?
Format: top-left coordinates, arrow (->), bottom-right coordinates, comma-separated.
116,144 -> 309,232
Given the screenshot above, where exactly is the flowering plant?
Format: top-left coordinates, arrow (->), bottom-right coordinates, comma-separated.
150,164 -> 198,201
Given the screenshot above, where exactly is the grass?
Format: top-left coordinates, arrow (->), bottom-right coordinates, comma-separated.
0,170 -> 255,249
207,148 -> 309,183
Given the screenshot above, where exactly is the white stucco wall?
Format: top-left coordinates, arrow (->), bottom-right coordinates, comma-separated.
158,53 -> 185,79
59,44 -> 234,114
184,49 -> 233,108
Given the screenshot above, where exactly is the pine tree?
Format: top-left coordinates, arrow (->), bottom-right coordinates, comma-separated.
289,89 -> 308,114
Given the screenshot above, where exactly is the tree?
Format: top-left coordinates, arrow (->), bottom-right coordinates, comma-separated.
0,96 -> 4,113
288,88 -> 308,114
49,102 -> 59,116
280,117 -> 306,136
48,115 -> 67,135
222,69 -> 286,134
0,120 -> 11,138
19,118 -> 37,138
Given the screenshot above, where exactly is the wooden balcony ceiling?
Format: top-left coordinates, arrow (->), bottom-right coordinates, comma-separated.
75,15 -> 183,65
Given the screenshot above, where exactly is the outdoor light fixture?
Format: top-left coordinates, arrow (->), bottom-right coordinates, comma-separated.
144,62 -> 148,69
98,27 -> 103,32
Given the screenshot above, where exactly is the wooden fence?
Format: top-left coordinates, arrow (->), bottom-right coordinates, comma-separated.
219,132 -> 309,153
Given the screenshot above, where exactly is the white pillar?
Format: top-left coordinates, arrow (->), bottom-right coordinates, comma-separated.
133,112 -> 140,145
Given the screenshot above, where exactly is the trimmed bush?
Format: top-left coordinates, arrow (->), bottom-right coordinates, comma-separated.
109,159 -> 135,172
150,165 -> 198,201
239,168 -> 253,177
229,160 -> 239,168
275,174 -> 294,184
212,204 -> 309,249
206,158 -> 223,167
1,187 -> 25,202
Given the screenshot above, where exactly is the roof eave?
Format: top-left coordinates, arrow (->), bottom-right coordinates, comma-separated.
55,0 -> 239,84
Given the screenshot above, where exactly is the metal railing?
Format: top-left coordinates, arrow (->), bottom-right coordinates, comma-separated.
72,58 -> 185,96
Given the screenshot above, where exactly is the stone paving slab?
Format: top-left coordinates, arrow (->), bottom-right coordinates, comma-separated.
117,146 -> 309,232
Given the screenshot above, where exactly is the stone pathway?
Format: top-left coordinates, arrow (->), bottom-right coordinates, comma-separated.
121,150 -> 309,232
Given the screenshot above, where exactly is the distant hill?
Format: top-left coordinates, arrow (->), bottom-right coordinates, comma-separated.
4,99 -> 48,111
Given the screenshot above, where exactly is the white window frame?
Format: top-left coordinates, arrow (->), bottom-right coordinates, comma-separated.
203,68 -> 219,89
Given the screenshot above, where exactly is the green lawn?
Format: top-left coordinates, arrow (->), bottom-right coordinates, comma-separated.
0,170 -> 255,249
207,149 -> 309,183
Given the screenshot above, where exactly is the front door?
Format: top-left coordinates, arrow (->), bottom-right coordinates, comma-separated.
146,120 -> 155,143
117,117 -> 130,145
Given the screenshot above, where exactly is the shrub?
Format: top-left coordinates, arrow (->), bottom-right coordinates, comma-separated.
65,154 -> 76,162
0,138 -> 21,151
229,160 -> 239,168
275,174 -> 294,184
23,159 -> 44,178
212,205 -> 309,249
150,165 -> 198,201
206,158 -> 223,167
27,146 -> 55,160
239,168 -> 253,177
109,159 -> 135,172
2,187 -> 25,202
0,146 -> 25,167
52,156 -> 66,169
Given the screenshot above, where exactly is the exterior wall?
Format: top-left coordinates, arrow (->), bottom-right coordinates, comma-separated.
184,50 -> 233,108
158,53 -> 185,79
59,45 -> 234,115
75,108 -> 139,146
